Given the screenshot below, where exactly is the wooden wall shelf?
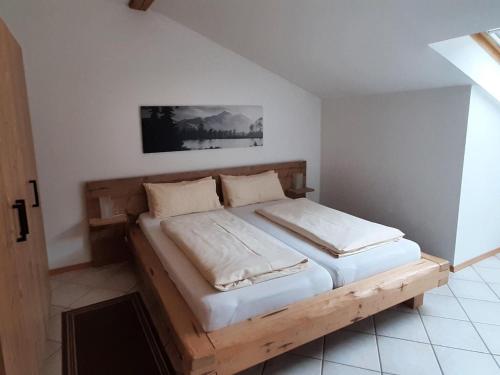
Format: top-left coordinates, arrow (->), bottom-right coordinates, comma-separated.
89,214 -> 127,228
286,187 -> 314,199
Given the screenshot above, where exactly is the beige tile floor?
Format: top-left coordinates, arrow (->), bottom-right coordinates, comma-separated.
43,262 -> 138,375
43,254 -> 500,375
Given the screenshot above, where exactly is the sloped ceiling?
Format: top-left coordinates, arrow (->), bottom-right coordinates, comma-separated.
152,0 -> 500,98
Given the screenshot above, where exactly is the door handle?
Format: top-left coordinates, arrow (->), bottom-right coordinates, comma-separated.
29,180 -> 40,207
12,199 -> 29,242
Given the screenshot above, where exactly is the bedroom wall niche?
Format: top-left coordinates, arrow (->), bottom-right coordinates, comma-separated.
322,85 -> 500,267
0,0 -> 321,268
321,86 -> 471,264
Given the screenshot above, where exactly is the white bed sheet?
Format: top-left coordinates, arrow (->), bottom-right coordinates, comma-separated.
138,212 -> 333,332
228,200 -> 422,288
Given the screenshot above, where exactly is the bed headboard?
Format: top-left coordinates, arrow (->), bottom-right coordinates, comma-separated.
85,160 -> 307,222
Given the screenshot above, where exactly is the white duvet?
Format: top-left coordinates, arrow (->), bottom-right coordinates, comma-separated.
256,198 -> 404,257
161,210 -> 308,291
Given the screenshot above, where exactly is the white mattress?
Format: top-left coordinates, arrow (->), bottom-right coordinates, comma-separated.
228,200 -> 422,288
138,212 -> 333,332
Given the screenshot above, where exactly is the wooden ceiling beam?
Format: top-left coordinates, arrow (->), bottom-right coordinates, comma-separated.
129,0 -> 154,11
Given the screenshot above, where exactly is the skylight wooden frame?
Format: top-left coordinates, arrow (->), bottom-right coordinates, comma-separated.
471,32 -> 500,64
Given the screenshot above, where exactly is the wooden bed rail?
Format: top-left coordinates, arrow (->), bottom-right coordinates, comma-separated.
129,225 -> 449,375
129,225 -> 215,373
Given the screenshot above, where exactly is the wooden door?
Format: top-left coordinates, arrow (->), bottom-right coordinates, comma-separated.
0,18 -> 49,375
8,15 -> 51,348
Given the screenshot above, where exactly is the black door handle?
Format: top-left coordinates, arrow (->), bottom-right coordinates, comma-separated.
12,199 -> 29,242
29,180 -> 40,207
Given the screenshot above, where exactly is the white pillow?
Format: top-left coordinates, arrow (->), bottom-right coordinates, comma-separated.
220,170 -> 276,206
220,171 -> 286,207
144,177 -> 222,218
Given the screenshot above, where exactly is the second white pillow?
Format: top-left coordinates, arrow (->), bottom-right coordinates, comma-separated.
221,171 -> 286,207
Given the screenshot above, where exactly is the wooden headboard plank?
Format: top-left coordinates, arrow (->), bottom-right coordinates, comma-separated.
85,160 -> 306,220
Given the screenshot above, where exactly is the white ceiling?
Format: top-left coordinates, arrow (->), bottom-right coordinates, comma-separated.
152,0 -> 500,98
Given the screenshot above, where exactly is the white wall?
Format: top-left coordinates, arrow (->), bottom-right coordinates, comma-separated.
0,0 -> 321,269
454,86 -> 500,265
321,87 -> 471,262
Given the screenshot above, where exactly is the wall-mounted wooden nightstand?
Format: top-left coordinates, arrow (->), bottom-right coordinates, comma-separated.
88,214 -> 130,266
285,187 -> 315,199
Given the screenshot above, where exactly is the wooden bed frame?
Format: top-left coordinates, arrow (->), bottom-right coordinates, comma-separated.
85,161 -> 450,375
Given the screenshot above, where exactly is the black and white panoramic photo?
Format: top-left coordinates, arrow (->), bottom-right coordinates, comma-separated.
141,105 -> 263,153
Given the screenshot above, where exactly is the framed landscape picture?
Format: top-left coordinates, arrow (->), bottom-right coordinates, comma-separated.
140,105 -> 263,153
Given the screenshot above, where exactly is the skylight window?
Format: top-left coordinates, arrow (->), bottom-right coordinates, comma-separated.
487,28 -> 500,47
471,29 -> 500,64
430,31 -> 500,101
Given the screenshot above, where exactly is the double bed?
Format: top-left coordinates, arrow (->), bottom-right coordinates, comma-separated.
85,160 -> 449,375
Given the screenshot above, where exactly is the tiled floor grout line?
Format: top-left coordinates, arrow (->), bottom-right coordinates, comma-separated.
436,291 -> 500,303
465,266 -> 500,370
68,288 -> 95,309
50,280 -> 89,291
421,311 -> 499,324
487,282 -> 500,299
443,267 -> 500,300
470,321 -> 500,357
372,315 -> 384,374
51,303 -> 69,310
473,265 -> 500,300
322,359 -> 388,374
390,300 -> 500,326
44,348 -> 60,363
432,343 -> 491,356
341,327 -> 497,356
472,263 -> 500,270
281,332 -> 388,374
449,261 -> 500,370
50,268 -> 138,312
289,352 -> 320,361
63,279 -> 128,292
50,263 -> 129,288
43,340 -> 62,361
446,278 -> 499,369
462,267 -> 500,368
320,336 -> 326,375
417,307 -> 444,375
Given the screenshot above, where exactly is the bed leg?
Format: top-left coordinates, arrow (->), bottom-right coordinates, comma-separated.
404,294 -> 424,309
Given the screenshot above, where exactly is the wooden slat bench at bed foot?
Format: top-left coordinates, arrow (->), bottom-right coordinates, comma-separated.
128,224 -> 450,375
